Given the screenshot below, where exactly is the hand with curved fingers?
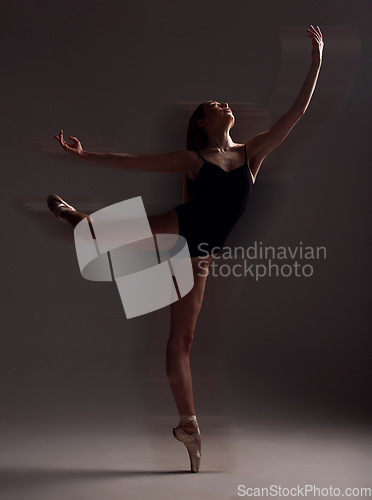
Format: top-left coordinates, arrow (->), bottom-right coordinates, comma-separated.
54,129 -> 83,157
306,25 -> 324,64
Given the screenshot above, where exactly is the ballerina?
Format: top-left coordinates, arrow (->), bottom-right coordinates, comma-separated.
48,25 -> 324,472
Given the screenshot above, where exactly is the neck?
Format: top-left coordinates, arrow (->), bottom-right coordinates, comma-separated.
206,129 -> 234,152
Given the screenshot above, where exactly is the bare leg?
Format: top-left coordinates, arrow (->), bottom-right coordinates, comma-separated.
167,254 -> 215,452
48,194 -> 180,237
47,196 -> 92,228
58,209 -> 91,227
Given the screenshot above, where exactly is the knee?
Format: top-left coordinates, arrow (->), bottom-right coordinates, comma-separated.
183,329 -> 194,350
168,328 -> 195,353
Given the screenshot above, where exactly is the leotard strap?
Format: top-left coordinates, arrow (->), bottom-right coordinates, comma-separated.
195,150 -> 207,163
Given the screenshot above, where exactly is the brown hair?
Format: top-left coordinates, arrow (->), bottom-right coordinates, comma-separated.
186,102 -> 208,152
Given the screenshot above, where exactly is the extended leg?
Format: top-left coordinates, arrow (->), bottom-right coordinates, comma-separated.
47,194 -> 91,228
47,194 -> 180,240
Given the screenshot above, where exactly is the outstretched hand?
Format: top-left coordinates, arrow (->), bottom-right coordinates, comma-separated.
54,129 -> 83,156
306,25 -> 324,64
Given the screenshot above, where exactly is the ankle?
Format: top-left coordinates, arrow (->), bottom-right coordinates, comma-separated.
179,414 -> 199,432
179,414 -> 197,423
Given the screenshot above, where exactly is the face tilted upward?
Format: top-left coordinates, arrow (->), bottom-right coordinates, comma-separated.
202,101 -> 235,129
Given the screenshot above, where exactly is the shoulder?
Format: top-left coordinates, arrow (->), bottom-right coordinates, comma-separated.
181,149 -> 205,179
170,149 -> 202,164
160,149 -> 202,175
234,139 -> 267,164
234,141 -> 263,185
234,137 -> 263,155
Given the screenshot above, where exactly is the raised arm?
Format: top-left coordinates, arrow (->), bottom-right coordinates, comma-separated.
54,129 -> 193,174
246,25 -> 324,177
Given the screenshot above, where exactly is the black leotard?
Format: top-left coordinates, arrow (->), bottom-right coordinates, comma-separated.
174,144 -> 253,257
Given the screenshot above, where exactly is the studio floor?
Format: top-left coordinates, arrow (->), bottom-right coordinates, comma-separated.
0,415 -> 370,500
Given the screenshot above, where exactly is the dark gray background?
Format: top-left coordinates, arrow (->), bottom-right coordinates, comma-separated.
1,0 -> 371,433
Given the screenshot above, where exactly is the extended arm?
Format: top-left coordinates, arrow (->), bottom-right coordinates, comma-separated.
247,25 -> 324,167
54,129 -> 192,174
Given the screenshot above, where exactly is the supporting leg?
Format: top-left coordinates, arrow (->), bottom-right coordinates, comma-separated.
167,254 -> 215,458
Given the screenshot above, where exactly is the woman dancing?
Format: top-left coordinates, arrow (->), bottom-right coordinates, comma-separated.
48,25 -> 324,473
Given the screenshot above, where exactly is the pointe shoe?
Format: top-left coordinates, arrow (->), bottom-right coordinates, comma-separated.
47,194 -> 77,220
173,424 -> 201,473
